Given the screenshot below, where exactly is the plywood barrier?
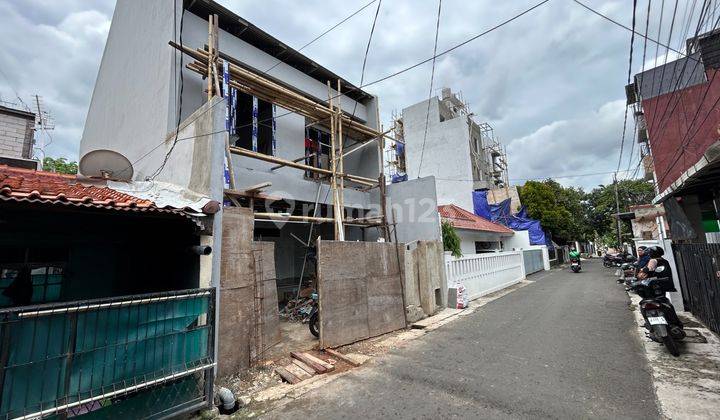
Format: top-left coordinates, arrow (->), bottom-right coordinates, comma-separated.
218,207 -> 280,378
317,240 -> 406,348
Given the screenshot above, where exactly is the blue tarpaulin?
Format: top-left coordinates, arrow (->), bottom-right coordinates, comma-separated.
391,173 -> 408,183
472,191 -> 548,245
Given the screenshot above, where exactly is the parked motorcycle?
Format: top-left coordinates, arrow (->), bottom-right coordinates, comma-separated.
627,266 -> 684,357
603,253 -> 636,268
570,258 -> 581,273
308,292 -> 319,338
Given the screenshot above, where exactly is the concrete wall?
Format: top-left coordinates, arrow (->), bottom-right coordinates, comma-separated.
402,241 -> 446,322
0,107 -> 34,159
402,98 -> 475,212
384,176 -> 442,244
316,240 -> 406,348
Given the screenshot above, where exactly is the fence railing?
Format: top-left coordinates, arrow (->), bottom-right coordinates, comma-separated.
672,243 -> 720,334
445,252 -> 525,302
0,288 -> 215,420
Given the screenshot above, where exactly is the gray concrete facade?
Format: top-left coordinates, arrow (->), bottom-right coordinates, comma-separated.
400,89 -> 504,212
79,0 -> 381,213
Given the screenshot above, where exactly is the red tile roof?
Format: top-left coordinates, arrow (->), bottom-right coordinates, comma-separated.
438,204 -> 514,234
0,165 -> 184,217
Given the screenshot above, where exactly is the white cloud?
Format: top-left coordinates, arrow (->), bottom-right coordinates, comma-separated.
0,0 -> 697,190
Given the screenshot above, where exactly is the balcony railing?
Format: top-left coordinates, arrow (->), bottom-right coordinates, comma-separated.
0,288 -> 215,420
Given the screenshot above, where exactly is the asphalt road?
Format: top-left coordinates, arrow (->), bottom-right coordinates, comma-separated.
264,260 -> 658,419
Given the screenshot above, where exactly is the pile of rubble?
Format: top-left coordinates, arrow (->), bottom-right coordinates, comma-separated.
279,287 -> 315,322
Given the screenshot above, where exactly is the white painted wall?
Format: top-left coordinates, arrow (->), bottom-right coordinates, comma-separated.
456,229 -> 504,255
402,98 -> 475,212
502,230 -> 532,250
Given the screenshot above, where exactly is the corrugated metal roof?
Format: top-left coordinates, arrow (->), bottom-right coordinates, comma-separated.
438,204 -> 514,234
635,52 -> 706,100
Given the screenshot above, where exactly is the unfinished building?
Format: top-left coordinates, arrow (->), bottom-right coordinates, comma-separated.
78,0 -> 447,403
390,87 -> 508,212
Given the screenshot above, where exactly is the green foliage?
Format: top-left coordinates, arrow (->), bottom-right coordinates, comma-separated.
518,180 -> 577,244
585,179 -> 655,247
441,220 -> 462,258
43,157 -> 78,175
518,178 -> 655,247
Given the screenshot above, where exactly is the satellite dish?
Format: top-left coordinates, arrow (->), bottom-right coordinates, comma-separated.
79,149 -> 134,181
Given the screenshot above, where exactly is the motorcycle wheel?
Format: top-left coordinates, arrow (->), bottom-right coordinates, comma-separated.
309,312 -> 319,338
662,335 -> 680,357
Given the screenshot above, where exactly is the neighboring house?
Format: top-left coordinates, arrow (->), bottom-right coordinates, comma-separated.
629,28 -> 720,244
0,165 -> 218,419
629,28 -> 720,334
0,104 -> 36,169
438,204 -> 514,255
394,87 -> 508,212
628,204 -> 669,241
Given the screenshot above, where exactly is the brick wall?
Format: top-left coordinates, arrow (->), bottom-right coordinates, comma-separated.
0,110 -> 34,159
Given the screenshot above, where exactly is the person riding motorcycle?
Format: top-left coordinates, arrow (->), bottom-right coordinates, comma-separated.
569,248 -> 580,262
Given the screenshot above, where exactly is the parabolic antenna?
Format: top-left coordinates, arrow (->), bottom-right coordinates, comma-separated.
79,149 -> 134,181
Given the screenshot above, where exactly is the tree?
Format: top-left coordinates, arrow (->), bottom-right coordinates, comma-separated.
43,157 -> 78,175
518,180 -> 576,244
585,179 -> 655,247
441,220 -> 462,258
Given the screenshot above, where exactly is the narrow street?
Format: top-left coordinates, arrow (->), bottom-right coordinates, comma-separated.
264,260 -> 658,419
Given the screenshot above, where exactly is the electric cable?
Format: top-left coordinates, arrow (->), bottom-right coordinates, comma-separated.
417,0 -> 443,179
616,0 -> 638,174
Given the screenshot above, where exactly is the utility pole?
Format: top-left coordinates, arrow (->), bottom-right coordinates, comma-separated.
613,173 -> 622,249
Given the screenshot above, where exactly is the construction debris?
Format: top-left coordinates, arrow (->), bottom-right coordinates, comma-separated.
279,297 -> 315,322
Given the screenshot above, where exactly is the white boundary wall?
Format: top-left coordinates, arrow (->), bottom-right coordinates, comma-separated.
445,251 -> 526,302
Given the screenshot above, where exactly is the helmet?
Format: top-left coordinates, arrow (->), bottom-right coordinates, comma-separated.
646,246 -> 664,258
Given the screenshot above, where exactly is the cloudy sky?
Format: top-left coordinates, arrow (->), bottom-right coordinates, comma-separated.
0,0 -> 707,190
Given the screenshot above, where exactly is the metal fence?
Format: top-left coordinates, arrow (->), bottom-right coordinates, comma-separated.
672,243 -> 720,334
522,249 -> 545,275
0,288 -> 215,420
445,251 -> 525,301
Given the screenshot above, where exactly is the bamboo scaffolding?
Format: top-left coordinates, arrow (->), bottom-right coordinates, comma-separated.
170,41 -> 384,140
228,146 -> 376,187
171,36 -> 392,241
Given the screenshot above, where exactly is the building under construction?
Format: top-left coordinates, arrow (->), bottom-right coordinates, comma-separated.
73,0 -> 447,416
390,87 -> 509,212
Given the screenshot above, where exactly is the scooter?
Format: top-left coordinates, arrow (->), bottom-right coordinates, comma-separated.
308,292 -> 319,338
570,258 -> 581,273
627,266 -> 684,357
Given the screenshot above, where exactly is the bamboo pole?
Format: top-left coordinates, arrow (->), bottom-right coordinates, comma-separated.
170,41 -> 383,139
337,79 -> 345,225
254,213 -> 334,223
228,146 -> 377,186
327,81 -> 340,240
206,16 -> 214,100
